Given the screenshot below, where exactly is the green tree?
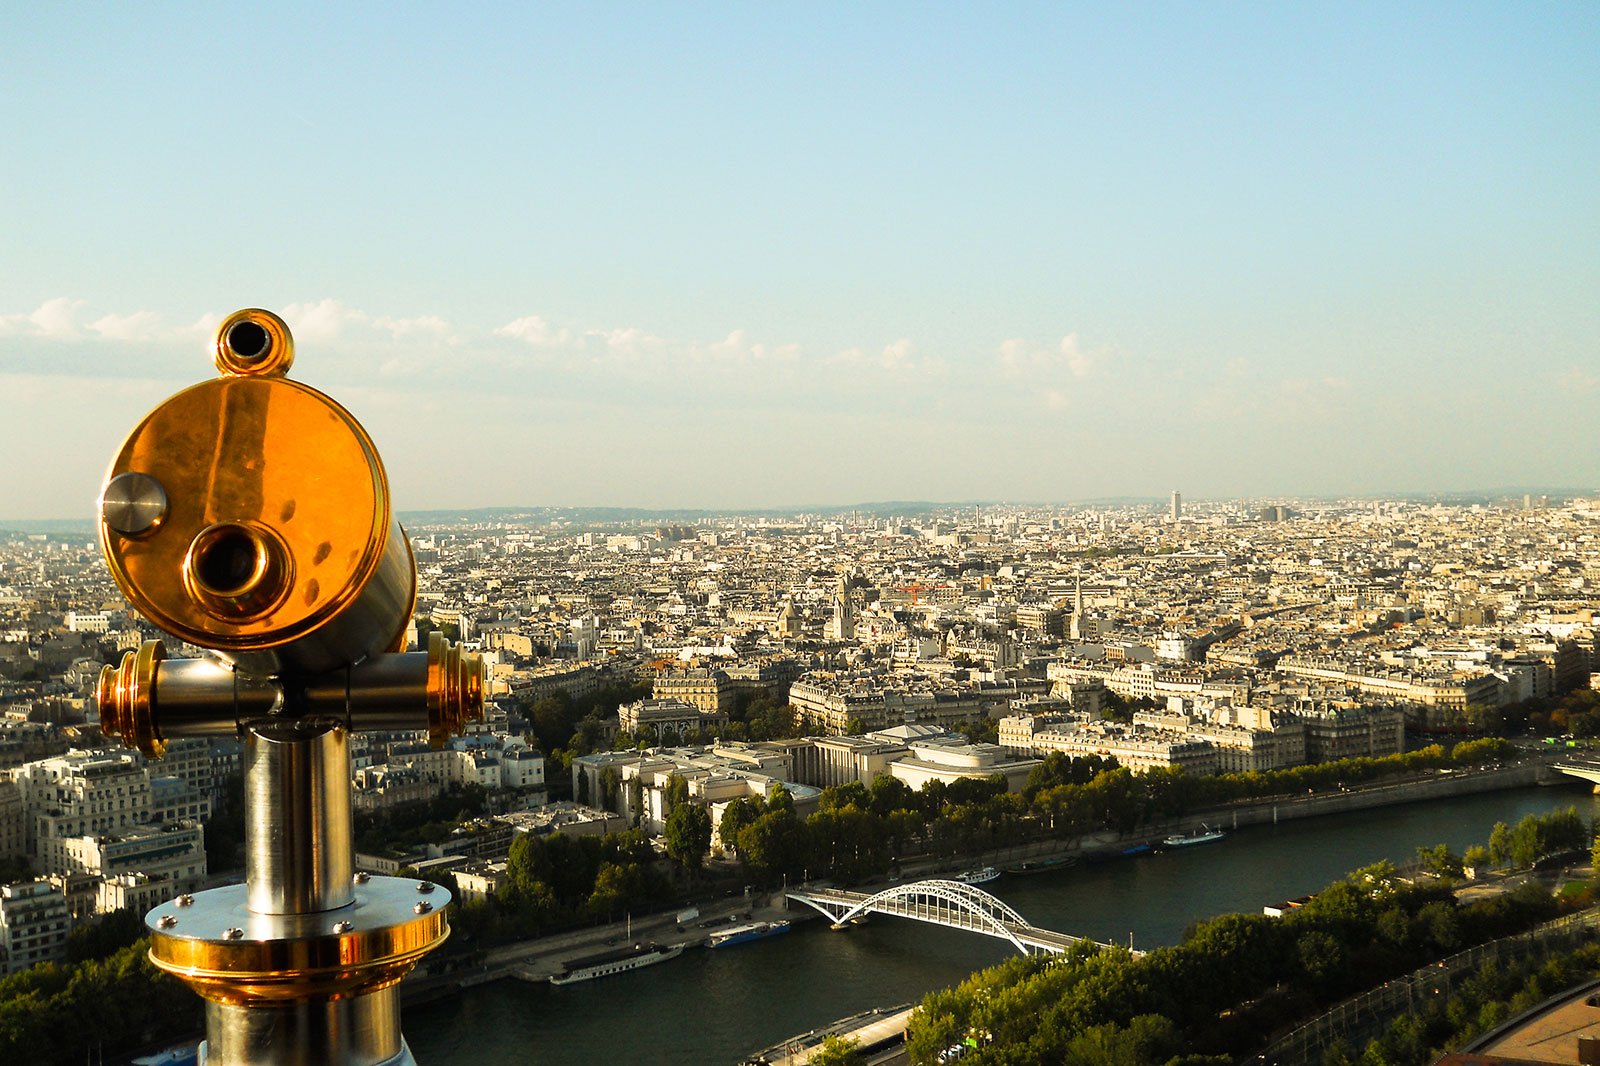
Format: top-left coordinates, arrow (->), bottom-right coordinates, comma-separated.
664,774 -> 690,811
736,808 -> 810,884
808,1034 -> 864,1066
664,801 -> 712,876
720,797 -> 761,856
1488,821 -> 1512,866
1416,843 -> 1464,879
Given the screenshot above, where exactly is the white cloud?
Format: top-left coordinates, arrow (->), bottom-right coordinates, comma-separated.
88,310 -> 164,342
586,326 -> 665,356
280,299 -> 454,344
495,315 -> 571,347
1059,334 -> 1095,377
0,300 -> 203,345
998,333 -> 1098,378
700,329 -> 802,365
373,314 -> 450,339
881,338 -> 915,370
277,299 -> 358,342
0,297 -> 88,339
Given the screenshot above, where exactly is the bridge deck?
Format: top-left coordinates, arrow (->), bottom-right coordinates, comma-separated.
789,883 -> 1123,956
1552,761 -> 1600,785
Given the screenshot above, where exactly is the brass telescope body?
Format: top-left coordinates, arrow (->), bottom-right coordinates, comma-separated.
95,310 -> 484,1066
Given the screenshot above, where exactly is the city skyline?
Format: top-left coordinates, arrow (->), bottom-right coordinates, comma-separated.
3,4 -> 1596,519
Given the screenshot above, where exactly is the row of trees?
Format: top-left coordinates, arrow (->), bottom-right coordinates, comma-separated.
520,678 -> 653,797
711,738 -> 1518,888
452,827 -> 671,948
905,852 -> 1572,1064
1329,945 -> 1600,1065
1529,687 -> 1600,738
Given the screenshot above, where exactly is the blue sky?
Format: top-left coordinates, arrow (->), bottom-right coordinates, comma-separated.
2,4 -> 1596,518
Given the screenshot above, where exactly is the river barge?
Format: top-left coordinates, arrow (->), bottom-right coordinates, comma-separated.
952,866 -> 1001,885
1163,826 -> 1226,848
708,920 -> 793,949
549,942 -> 684,985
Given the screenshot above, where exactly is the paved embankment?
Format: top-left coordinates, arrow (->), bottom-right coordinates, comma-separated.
742,1005 -> 916,1065
403,892 -> 802,1000
406,758 -> 1571,1003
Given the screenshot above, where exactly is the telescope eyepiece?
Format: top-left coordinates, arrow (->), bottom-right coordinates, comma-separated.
184,522 -> 293,621
227,321 -> 271,362
214,308 -> 294,376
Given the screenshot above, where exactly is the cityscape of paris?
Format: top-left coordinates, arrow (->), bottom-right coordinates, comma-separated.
2,5 -> 1598,1066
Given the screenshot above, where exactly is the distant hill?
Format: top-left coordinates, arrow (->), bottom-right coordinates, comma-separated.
396,502 -> 973,525
4,486 -> 1592,536
0,519 -> 97,537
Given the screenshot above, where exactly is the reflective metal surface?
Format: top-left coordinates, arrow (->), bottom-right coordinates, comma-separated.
147,878 -> 450,993
203,995 -> 411,1066
243,719 -> 354,914
96,636 -> 486,748
95,309 -> 474,1066
95,638 -> 166,757
214,309 -> 296,378
100,471 -> 169,536
97,369 -> 413,678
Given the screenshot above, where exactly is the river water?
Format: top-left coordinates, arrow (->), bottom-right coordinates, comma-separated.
406,783 -> 1598,1065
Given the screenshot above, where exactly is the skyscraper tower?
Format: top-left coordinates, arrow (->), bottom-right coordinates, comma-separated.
1170,490 -> 1183,522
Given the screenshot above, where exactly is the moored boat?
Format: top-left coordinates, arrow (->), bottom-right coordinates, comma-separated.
707,920 -> 793,949
549,942 -> 684,985
952,866 -> 1001,885
1163,825 -> 1226,848
1002,856 -> 1078,876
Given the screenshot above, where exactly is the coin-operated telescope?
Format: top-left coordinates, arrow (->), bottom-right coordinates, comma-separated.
95,309 -> 484,1066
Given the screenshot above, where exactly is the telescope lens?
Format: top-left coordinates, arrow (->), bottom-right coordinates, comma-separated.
184,523 -> 292,620
195,529 -> 264,595
227,321 -> 271,362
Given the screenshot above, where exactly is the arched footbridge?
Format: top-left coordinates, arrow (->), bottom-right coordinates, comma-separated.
786,879 -> 1134,957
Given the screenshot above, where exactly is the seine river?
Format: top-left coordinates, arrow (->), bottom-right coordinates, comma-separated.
406,783 -> 1598,1065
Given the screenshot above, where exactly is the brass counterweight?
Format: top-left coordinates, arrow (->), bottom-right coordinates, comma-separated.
93,308 -> 482,1066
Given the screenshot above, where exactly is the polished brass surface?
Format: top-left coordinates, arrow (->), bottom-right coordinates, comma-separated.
215,308 -> 295,377
147,879 -> 449,1002
96,639 -> 166,757
98,323 -> 415,676
95,641 -> 485,747
96,309 -> 470,1066
425,631 -> 486,748
184,521 -> 295,622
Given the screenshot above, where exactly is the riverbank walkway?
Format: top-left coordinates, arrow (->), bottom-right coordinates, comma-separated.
787,879 -> 1125,956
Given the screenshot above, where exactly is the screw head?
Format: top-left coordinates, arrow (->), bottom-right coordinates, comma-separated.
332,920 -> 354,934
157,914 -> 178,929
417,881 -> 435,894
174,894 -> 194,907
222,927 -> 244,940
413,901 -> 433,915
353,871 -> 370,884
100,472 -> 169,536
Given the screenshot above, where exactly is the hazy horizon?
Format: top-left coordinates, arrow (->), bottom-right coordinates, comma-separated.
6,484 -> 1598,533
4,5 -> 1596,519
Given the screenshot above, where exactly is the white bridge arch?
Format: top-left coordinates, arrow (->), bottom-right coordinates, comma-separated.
787,878 -> 1114,956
